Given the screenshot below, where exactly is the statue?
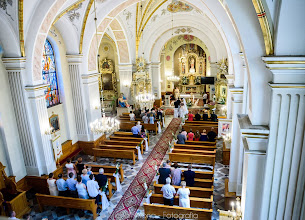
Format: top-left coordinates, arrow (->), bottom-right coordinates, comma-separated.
189,57 -> 195,73
174,87 -> 180,100
118,93 -> 130,108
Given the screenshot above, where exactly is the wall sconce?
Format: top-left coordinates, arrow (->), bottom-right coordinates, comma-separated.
45,126 -> 54,135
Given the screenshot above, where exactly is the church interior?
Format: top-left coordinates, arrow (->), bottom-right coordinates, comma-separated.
0,0 -> 304,219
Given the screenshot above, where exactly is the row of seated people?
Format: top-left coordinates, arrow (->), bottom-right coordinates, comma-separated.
129,108 -> 163,121
177,128 -> 217,144
188,111 -> 218,122
131,122 -> 149,138
47,168 -> 107,205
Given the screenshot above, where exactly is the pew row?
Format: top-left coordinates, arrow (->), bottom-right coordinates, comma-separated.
185,120 -> 218,125
36,194 -> 98,219
182,125 -> 218,134
119,121 -> 158,134
143,203 -> 213,220
172,149 -> 216,156
104,140 -> 144,155
174,144 -> 216,151
98,144 -> 140,157
86,164 -> 124,182
169,153 -> 215,166
150,194 -> 213,209
185,140 -> 216,146
153,182 -> 214,198
113,131 -> 149,144
93,148 -> 136,165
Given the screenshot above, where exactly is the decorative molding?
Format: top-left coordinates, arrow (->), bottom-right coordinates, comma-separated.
18,0 -> 25,57
268,83 -> 305,89
252,0 -> 274,55
52,0 -> 86,25
79,0 -> 94,54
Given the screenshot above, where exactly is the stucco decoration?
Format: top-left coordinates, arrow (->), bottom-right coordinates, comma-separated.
0,0 -> 14,20
167,0 -> 193,13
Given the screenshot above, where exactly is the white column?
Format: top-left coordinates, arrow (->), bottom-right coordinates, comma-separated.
225,75 -> 234,119
67,55 -> 89,141
2,58 -> 42,176
261,57 -> 305,220
228,87 -> 243,193
118,64 -> 133,103
150,62 -> 161,99
25,85 -> 57,175
82,73 -> 101,141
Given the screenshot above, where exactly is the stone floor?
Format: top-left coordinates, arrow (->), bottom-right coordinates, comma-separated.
26,116 -> 228,220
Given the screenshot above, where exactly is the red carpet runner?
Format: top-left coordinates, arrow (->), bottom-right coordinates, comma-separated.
108,118 -> 181,220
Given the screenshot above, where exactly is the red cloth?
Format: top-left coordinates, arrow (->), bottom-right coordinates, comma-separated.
188,132 -> 194,141
188,114 -> 194,121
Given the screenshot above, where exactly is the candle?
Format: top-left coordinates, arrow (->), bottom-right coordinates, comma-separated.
231,202 -> 235,211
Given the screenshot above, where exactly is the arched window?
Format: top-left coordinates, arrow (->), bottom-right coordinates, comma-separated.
42,39 -> 60,108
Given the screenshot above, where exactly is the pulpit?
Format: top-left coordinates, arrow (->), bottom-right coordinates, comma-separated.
0,162 -> 30,218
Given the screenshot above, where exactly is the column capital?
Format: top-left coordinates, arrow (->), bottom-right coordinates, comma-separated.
118,63 -> 133,71
66,54 -> 83,63
2,57 -> 26,70
25,84 -> 47,98
262,56 -> 305,84
229,86 -> 244,102
82,73 -> 100,84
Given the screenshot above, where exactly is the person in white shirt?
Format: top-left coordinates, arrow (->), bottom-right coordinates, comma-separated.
8,211 -> 19,219
161,177 -> 176,206
86,174 -> 101,204
129,111 -> 135,121
177,181 -> 190,208
136,121 -> 142,131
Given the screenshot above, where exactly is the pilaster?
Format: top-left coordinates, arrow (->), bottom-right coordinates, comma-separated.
150,62 -> 161,99
67,55 -> 89,141
260,56 -> 305,220
118,64 -> 133,103
228,87 -> 243,194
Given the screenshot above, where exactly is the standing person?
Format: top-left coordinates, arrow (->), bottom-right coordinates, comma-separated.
183,164 -> 195,187
76,157 -> 86,176
202,92 -> 208,104
87,174 -> 101,205
174,100 -> 179,118
187,129 -> 194,141
202,110 -> 209,121
177,131 -> 186,144
81,169 -> 90,186
76,176 -> 89,199
207,127 -> 217,142
188,112 -> 194,121
158,162 -> 171,184
177,181 -> 190,208
95,168 -> 107,189
129,111 -> 135,121
211,111 -> 218,122
179,103 -> 186,118
149,113 -> 154,124
47,173 -> 58,196
65,158 -> 76,178
66,172 -> 77,198
200,129 -> 208,141
195,111 -> 201,121
194,130 -> 200,141
142,113 -> 149,124
161,177 -> 176,206
136,121 -> 142,131
157,108 -> 163,120
181,128 -> 187,139
140,109 -> 146,118
56,174 -> 68,197
134,108 -> 141,118
131,122 -> 140,137
140,125 -> 146,138
171,163 -> 182,186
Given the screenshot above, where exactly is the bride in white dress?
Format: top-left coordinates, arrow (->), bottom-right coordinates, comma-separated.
177,181 -> 190,208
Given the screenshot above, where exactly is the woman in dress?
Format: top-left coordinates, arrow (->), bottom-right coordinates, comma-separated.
76,176 -> 89,199
76,157 -> 86,176
149,113 -> 154,124
140,125 -> 146,138
177,181 -> 190,208
181,128 -> 187,139
187,129 -> 194,141
194,130 -> 200,141
171,163 -> 182,186
199,129 -> 208,141
47,173 -> 58,196
81,169 -> 90,186
65,158 -> 76,178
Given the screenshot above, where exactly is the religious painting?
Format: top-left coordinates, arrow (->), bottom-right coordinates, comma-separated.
42,39 -> 60,108
222,123 -> 230,133
167,0 -> 193,13
49,114 -> 60,132
102,73 -> 113,90
102,61 -> 110,69
182,62 -> 185,74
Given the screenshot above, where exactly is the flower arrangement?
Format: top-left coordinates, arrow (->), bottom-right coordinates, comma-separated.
172,132 -> 177,141
115,163 -> 120,175
102,179 -> 108,192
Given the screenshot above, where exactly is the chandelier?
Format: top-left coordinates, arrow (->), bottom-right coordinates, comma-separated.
167,75 -> 180,82
136,87 -> 155,110
90,0 -> 120,135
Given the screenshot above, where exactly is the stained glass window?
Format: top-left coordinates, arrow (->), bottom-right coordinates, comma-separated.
42,39 -> 60,108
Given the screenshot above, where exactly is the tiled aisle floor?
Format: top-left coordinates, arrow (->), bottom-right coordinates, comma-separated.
26,116 -> 228,220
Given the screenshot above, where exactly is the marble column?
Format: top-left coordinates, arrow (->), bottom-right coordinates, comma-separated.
150,62 -> 161,99
2,58 -> 45,176
238,114 -> 269,219
228,87 -> 243,194
118,64 -> 133,103
25,84 -> 57,175
66,55 -> 89,141
260,57 -> 305,220
82,73 -> 101,141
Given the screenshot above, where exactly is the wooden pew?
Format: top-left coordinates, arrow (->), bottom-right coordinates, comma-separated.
98,144 -> 139,157
119,121 -> 158,134
109,135 -> 149,146
169,153 -> 215,166
93,148 -> 136,165
174,144 -> 216,151
36,194 -> 98,219
185,140 -> 216,146
180,178 -> 214,188
185,120 -> 218,125
150,194 -> 213,209
104,140 -> 143,154
182,125 -> 218,134
172,149 -> 216,155
153,182 -> 214,198
144,203 -> 212,220
86,163 -> 124,182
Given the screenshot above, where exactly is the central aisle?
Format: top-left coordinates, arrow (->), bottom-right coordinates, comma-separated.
107,118 -> 181,220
